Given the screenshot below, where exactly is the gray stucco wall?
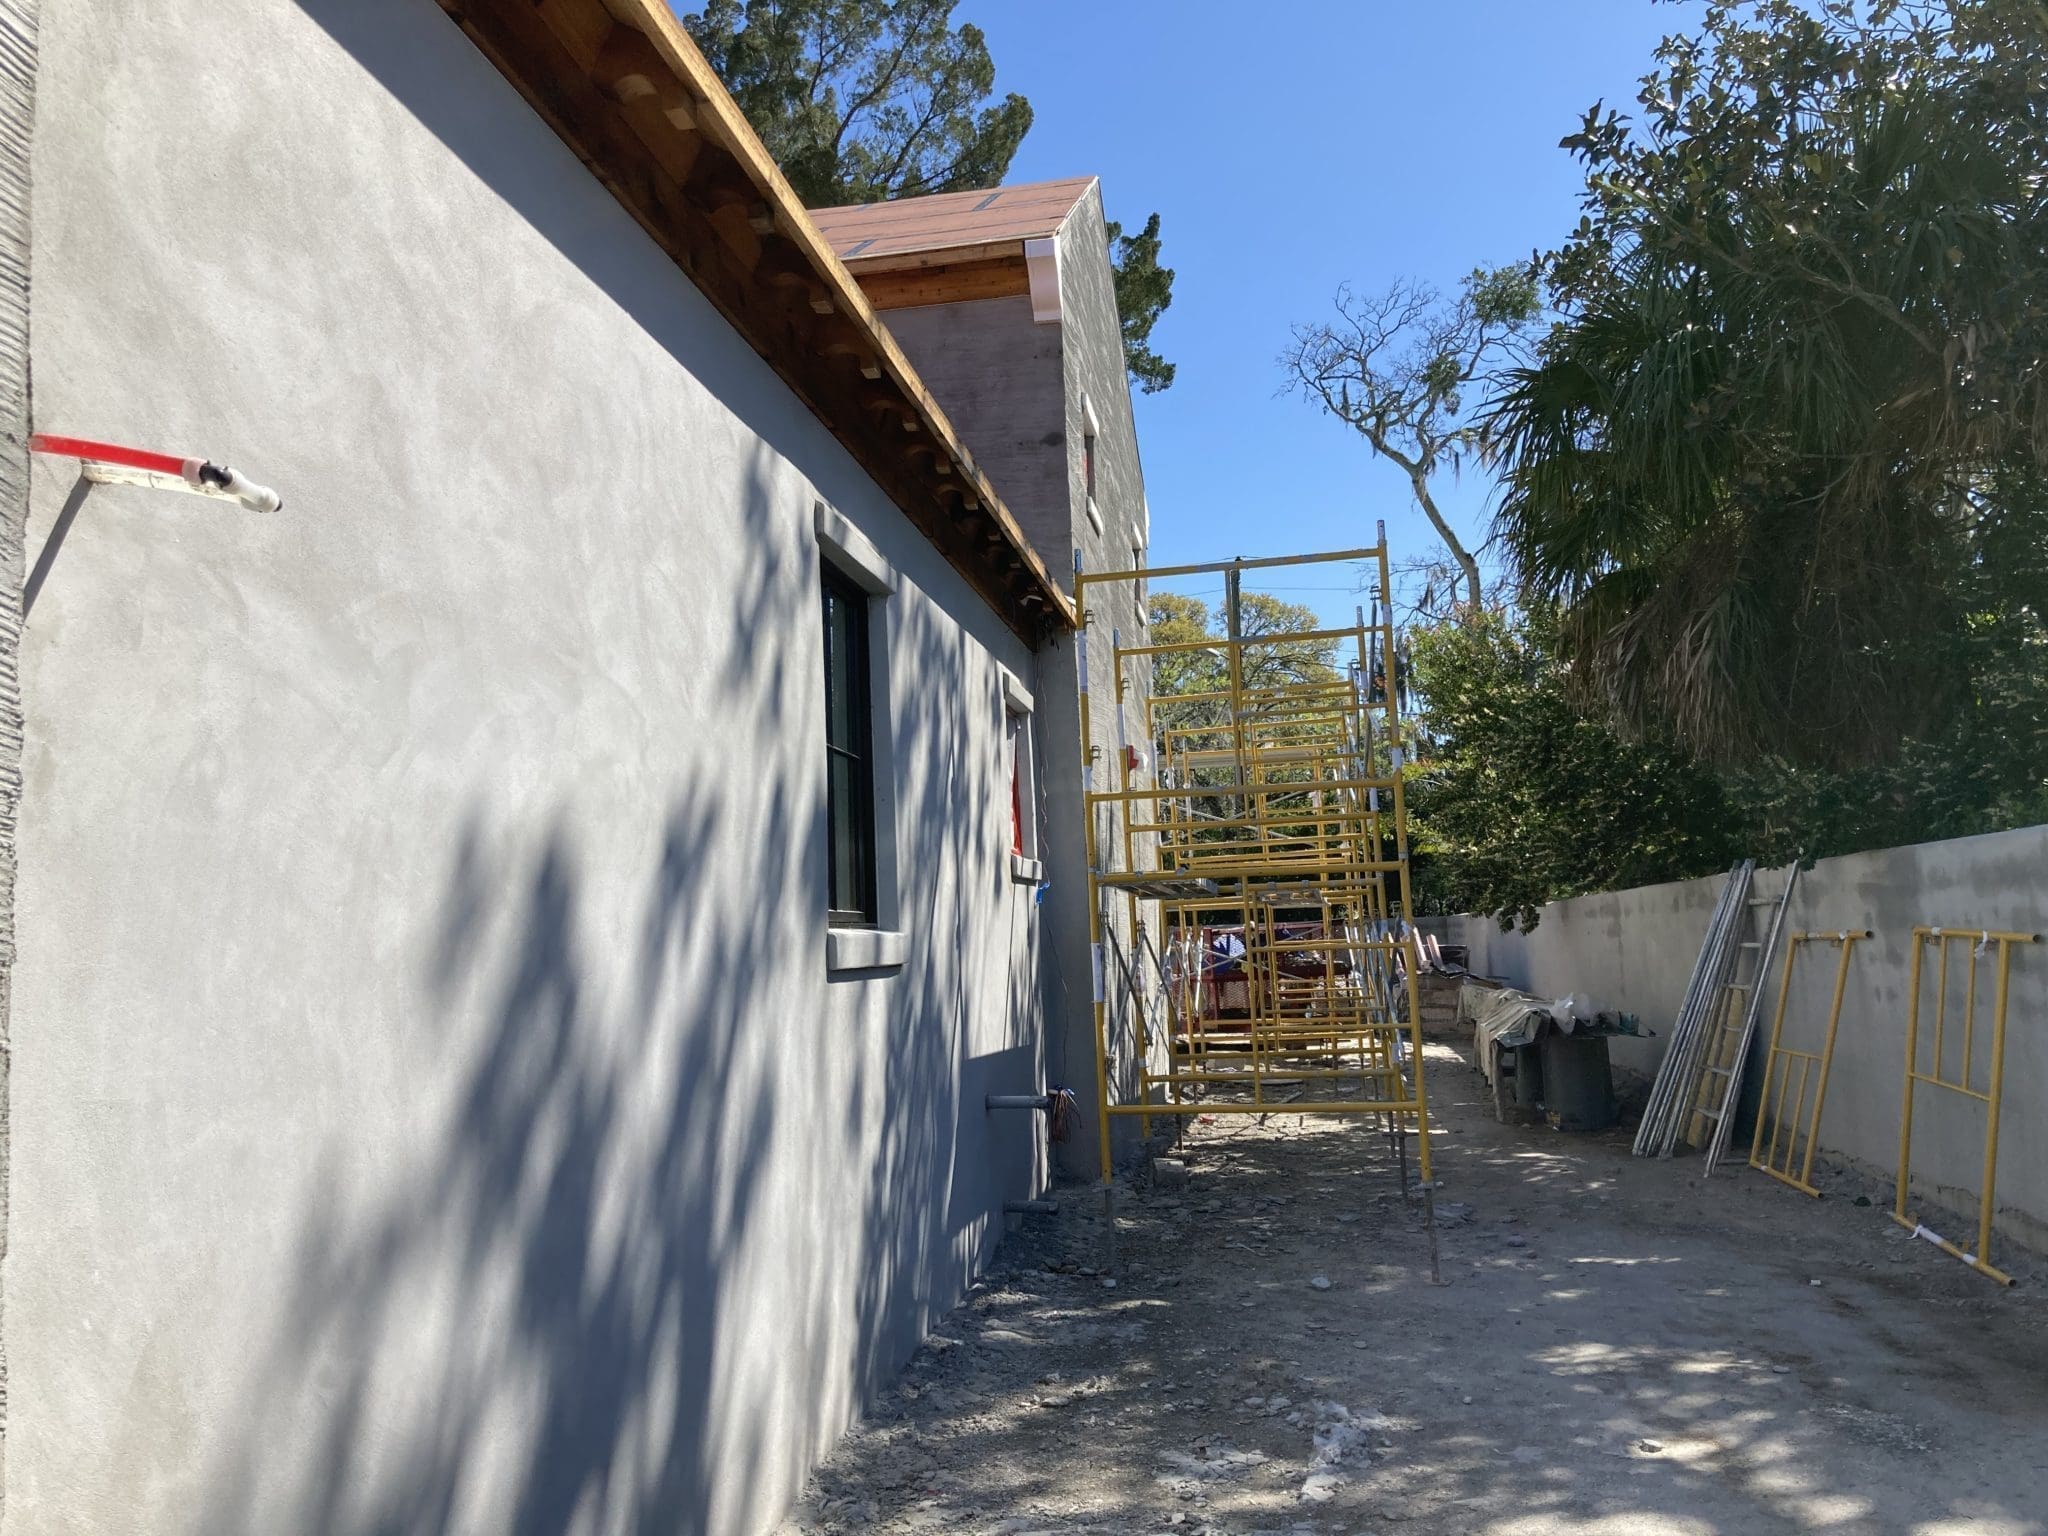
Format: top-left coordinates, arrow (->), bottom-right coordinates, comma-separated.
0,1 -> 32,1521
8,2 -> 1049,1532
1436,826 -> 2048,1253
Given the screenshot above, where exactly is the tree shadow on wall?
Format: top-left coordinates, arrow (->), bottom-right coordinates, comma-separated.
187,512 -> 1041,1536
171,11 -> 1055,1527
191,788 -> 780,1534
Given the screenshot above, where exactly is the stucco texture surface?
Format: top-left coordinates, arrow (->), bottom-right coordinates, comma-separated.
10,2 -> 1051,1532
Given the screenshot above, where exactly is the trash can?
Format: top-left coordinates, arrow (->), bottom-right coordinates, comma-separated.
1538,1029 -> 1618,1132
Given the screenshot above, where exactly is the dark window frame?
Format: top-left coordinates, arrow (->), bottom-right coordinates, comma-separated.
821,561 -> 879,927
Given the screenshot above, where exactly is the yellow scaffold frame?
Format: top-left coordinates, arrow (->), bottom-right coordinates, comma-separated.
1892,925 -> 2039,1285
1073,533 -> 1437,1244
1749,929 -> 1870,1197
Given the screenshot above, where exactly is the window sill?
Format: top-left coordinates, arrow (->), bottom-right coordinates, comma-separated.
1084,495 -> 1103,536
1009,853 -> 1045,885
826,927 -> 908,973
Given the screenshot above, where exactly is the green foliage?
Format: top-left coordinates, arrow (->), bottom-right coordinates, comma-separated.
1725,528 -> 2048,858
1487,0 -> 2048,769
1148,591 -> 1345,846
1147,591 -> 1338,745
1106,213 -> 1176,394
1406,608 -> 1742,929
1146,592 -> 1220,714
1407,598 -> 2048,928
1467,263 -> 1542,328
683,0 -> 1032,206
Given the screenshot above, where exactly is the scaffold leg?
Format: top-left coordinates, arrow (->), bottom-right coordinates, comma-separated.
1422,1181 -> 1444,1286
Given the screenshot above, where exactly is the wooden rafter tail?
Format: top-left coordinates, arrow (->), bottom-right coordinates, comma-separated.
434,0 -> 1073,638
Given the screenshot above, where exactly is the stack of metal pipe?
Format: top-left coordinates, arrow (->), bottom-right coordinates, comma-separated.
1633,861 -> 1756,1157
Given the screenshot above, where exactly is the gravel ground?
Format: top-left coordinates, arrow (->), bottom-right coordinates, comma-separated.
775,1040 -> 2048,1536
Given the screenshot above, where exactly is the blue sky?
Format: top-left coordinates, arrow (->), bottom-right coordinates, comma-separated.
958,1 -> 1682,624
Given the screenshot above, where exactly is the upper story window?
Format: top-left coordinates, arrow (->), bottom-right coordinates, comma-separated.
822,563 -> 878,927
1081,393 -> 1103,534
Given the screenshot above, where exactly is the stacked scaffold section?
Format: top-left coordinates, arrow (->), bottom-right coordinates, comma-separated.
1074,531 -> 1442,1276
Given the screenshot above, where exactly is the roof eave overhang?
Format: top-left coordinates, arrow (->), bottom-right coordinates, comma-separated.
433,0 -> 1076,637
840,238 -> 1029,273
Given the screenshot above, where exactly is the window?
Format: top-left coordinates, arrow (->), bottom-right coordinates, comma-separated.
822,563 -> 877,926
1001,668 -> 1041,881
1007,711 -> 1037,859
815,503 -> 905,971
1081,394 -> 1103,534
1009,723 -> 1025,855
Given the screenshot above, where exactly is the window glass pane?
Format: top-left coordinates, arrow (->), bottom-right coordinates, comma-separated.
824,589 -> 854,749
822,561 -> 876,923
829,753 -> 860,911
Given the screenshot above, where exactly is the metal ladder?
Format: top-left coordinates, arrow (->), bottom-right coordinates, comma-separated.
1687,864 -> 1800,1172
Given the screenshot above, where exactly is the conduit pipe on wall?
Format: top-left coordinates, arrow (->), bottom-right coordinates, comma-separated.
30,433 -> 283,513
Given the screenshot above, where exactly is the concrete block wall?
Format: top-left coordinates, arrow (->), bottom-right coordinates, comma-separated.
1042,180 -> 1158,1176
8,2 -> 1051,1532
1434,826 -> 2048,1254
875,295 -> 1068,580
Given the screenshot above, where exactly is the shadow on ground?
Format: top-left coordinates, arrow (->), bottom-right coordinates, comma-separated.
777,1044 -> 2048,1536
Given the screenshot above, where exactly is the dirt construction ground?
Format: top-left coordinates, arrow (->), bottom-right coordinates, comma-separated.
776,1039 -> 2048,1536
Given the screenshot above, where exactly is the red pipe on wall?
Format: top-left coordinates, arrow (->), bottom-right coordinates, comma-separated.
29,434 -> 189,477
29,433 -> 283,513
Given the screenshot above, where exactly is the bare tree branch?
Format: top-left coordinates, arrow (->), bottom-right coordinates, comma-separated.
1281,267 -> 1542,612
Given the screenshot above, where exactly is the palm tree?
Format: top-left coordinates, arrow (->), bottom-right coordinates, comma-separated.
1483,0 -> 2047,769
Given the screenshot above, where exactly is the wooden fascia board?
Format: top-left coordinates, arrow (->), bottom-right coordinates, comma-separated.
840,239 -> 1029,274
852,255 -> 1032,312
435,0 -> 1075,635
